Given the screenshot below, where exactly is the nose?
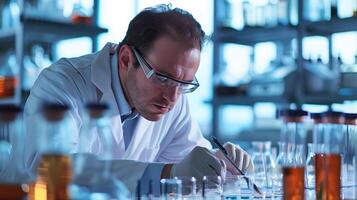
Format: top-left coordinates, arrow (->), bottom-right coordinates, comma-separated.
163,86 -> 180,102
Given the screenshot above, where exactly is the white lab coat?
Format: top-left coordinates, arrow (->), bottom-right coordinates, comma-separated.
23,43 -> 211,191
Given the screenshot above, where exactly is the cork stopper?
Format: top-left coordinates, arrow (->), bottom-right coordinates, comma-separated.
279,109 -> 308,123
86,103 -> 109,119
43,104 -> 69,122
310,113 -> 323,124
344,113 -> 357,125
0,105 -> 22,122
322,111 -> 344,124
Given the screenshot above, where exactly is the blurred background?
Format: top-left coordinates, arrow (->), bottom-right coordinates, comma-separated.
1,0 -> 357,149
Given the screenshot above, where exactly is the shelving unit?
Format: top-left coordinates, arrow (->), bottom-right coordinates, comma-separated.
212,0 -> 357,138
0,0 -> 108,105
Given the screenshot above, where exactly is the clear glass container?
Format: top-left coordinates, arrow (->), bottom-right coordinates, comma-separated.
279,109 -> 308,200
251,142 -> 267,191
0,105 -> 25,183
28,103 -> 72,200
305,143 -> 315,189
160,178 -> 182,200
0,0 -> 20,29
342,113 -> 357,188
71,103 -> 129,200
314,111 -> 345,200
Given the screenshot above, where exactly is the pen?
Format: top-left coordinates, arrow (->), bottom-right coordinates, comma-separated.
211,137 -> 262,195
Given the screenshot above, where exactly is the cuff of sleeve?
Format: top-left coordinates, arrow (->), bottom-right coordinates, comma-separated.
140,163 -> 165,196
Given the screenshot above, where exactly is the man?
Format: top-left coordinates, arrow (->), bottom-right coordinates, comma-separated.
24,4 -> 253,194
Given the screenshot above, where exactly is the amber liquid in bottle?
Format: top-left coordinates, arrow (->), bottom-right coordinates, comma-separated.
0,76 -> 17,99
283,166 -> 305,200
28,154 -> 72,200
315,153 -> 341,200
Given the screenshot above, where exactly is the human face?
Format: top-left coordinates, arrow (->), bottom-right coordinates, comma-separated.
120,37 -> 201,121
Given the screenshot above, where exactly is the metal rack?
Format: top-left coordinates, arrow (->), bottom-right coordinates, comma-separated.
211,0 -> 357,138
0,0 -> 108,105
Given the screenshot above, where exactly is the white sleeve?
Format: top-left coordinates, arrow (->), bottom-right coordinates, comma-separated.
156,95 -> 211,163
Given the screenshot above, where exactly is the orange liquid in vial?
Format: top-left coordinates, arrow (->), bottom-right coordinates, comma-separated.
315,153 -> 341,200
283,166 -> 305,200
28,154 -> 72,200
71,15 -> 92,25
0,76 -> 17,99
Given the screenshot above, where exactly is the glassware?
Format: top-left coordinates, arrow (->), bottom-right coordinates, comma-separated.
174,176 -> 198,199
222,175 -> 253,200
0,105 -> 25,183
71,0 -> 93,24
160,178 -> 182,200
0,0 -> 20,29
342,113 -> 357,188
28,103 -> 72,200
305,143 -> 315,189
71,103 -> 130,200
314,111 -> 344,200
279,109 -> 308,200
201,175 -> 222,200
263,141 -> 276,188
0,51 -> 18,99
251,142 -> 267,194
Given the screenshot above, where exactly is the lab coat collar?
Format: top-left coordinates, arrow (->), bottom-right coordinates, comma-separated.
91,42 -> 120,115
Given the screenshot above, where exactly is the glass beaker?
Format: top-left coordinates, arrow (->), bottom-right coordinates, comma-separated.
71,103 -> 130,200
251,142 -> 267,193
279,109 -> 308,200
28,103 -> 72,200
201,175 -> 222,200
160,178 -> 182,200
314,111 -> 344,200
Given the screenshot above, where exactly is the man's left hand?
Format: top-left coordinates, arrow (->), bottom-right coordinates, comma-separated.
213,142 -> 253,175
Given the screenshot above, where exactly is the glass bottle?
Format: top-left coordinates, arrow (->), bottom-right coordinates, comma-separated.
28,104 -> 72,200
305,143 -> 315,189
0,105 -> 27,199
71,103 -> 129,200
263,141 -> 276,188
251,141 -> 267,191
71,0 -> 93,24
315,111 -> 344,200
342,113 -> 357,188
0,51 -> 18,99
279,109 -> 308,200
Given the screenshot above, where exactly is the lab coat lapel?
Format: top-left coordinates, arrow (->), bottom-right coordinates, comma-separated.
91,43 -> 126,157
90,42 -> 120,116
124,116 -> 153,160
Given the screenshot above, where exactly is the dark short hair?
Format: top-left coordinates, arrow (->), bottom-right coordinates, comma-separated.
121,4 -> 206,56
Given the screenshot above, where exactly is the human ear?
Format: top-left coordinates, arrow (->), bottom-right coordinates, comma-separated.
118,45 -> 134,72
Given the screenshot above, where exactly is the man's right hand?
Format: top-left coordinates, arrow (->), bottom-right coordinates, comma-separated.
167,146 -> 226,180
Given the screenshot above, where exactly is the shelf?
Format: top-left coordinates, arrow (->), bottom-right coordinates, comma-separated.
306,17 -> 357,35
214,25 -> 297,45
209,93 -> 357,106
209,95 -> 290,106
21,15 -> 108,43
0,28 -> 16,47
